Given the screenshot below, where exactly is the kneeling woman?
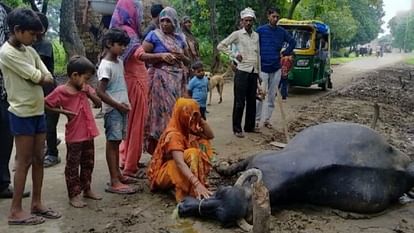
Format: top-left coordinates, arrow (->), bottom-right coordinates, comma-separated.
148,98 -> 214,201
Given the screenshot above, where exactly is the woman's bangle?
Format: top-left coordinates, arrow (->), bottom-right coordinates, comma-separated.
190,175 -> 199,186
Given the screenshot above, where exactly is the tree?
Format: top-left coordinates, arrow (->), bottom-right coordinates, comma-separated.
287,0 -> 301,19
208,0 -> 220,72
348,0 -> 384,46
59,0 -> 85,57
389,11 -> 414,52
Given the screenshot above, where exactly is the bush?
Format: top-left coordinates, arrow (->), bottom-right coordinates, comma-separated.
198,39 -> 230,72
52,40 -> 67,75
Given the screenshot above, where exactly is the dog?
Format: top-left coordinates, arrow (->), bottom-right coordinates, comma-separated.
207,71 -> 229,105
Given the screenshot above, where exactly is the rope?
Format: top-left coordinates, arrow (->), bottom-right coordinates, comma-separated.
198,199 -> 204,216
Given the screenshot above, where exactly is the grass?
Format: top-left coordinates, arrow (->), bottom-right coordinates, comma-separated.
331,52 -> 363,65
405,56 -> 414,65
52,39 -> 67,75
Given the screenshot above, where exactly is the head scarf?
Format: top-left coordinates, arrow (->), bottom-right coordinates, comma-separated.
182,16 -> 191,24
159,6 -> 181,34
110,0 -> 143,62
240,7 -> 256,19
181,16 -> 192,34
167,98 -> 201,137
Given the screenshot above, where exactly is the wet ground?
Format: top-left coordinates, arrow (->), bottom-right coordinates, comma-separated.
1,53 -> 414,233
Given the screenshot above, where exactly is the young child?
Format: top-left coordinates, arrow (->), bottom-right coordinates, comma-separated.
0,8 -> 59,225
279,55 -> 293,101
32,12 -> 61,167
187,61 -> 208,119
97,28 -> 136,194
45,55 -> 102,208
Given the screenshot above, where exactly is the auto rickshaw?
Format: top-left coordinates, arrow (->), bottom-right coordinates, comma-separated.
278,19 -> 332,90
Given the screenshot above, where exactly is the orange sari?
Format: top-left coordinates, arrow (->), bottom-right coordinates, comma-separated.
148,98 -> 213,202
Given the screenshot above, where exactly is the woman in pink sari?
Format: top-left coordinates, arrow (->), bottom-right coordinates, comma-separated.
141,7 -> 191,155
110,0 -> 148,178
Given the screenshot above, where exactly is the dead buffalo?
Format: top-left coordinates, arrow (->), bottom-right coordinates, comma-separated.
178,122 -> 414,227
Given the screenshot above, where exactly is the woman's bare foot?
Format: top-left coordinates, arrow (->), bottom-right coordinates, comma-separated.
83,190 -> 102,200
69,195 -> 87,208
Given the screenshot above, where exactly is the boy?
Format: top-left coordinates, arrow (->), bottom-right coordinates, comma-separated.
187,61 -> 208,119
97,28 -> 136,194
32,12 -> 61,167
45,55 -> 102,208
0,8 -> 60,225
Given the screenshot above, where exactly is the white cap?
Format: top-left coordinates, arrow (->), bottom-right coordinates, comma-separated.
240,7 -> 256,19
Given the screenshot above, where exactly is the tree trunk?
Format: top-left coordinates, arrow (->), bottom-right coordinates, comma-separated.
208,0 -> 220,73
60,0 -> 85,58
287,0 -> 301,19
26,0 -> 40,12
41,0 -> 49,14
252,181 -> 271,233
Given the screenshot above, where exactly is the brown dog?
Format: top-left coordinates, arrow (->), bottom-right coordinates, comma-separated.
207,71 -> 230,105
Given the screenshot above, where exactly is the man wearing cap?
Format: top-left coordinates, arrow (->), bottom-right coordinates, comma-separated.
217,7 -> 260,138
255,7 -> 296,130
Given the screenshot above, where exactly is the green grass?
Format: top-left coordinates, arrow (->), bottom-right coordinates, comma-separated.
405,56 -> 414,65
331,53 -> 363,65
52,39 -> 67,76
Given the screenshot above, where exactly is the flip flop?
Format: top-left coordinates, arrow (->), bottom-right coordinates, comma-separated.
138,162 -> 147,168
119,175 -> 138,184
264,122 -> 273,129
105,185 -> 136,195
31,208 -> 62,219
8,215 -> 45,225
234,132 -> 245,138
123,169 -> 147,180
135,169 -> 147,179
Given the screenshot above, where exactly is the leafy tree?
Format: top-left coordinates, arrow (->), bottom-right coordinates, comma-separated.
348,0 -> 384,47
294,0 -> 358,49
389,11 -> 414,52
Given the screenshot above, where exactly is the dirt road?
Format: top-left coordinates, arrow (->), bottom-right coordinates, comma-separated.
0,53 -> 410,233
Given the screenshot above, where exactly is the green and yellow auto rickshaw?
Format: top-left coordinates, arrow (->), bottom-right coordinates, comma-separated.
278,19 -> 332,90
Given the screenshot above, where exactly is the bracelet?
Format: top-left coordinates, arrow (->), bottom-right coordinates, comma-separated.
190,175 -> 200,186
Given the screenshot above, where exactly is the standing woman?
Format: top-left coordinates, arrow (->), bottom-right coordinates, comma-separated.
181,16 -> 200,63
141,7 -> 191,155
110,0 -> 149,179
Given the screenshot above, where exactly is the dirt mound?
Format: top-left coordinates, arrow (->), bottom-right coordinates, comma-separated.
270,64 -> 414,158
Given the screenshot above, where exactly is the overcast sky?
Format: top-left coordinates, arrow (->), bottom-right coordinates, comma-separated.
381,0 -> 411,35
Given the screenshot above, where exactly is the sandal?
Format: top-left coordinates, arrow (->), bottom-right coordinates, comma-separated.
136,169 -> 147,179
8,215 -> 45,225
105,185 -> 136,195
31,208 -> 62,219
138,162 -> 147,168
123,168 -> 147,180
119,175 -> 138,184
234,132 -> 245,138
264,122 -> 273,129
43,156 -> 61,168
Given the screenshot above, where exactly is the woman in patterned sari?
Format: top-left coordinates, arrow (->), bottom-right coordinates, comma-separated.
148,98 -> 214,201
109,0 -> 149,179
141,7 -> 191,155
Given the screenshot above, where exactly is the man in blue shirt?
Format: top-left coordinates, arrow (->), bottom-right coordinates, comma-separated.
256,7 -> 296,129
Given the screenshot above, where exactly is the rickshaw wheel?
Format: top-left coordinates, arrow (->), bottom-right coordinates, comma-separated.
319,76 -> 330,91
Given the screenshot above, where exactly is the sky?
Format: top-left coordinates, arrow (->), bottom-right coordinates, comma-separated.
380,0 -> 411,36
